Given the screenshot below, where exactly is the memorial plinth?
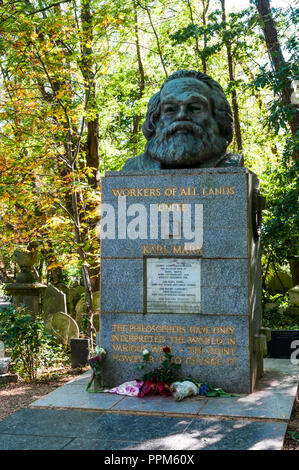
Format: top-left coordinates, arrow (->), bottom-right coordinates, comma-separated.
5,282 -> 47,317
99,167 -> 264,393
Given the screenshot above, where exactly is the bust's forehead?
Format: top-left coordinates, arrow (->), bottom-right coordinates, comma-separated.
160,77 -> 211,102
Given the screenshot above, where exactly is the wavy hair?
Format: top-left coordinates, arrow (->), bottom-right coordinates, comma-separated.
142,70 -> 233,145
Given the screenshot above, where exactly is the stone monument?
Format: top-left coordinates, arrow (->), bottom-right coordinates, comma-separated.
6,242 -> 47,318
99,70 -> 266,394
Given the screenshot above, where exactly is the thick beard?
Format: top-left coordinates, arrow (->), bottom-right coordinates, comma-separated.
146,123 -> 227,168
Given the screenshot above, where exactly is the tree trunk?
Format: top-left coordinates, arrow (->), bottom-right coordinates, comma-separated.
80,0 -> 100,298
289,260 -> 299,286
132,0 -> 145,154
137,1 -> 168,77
255,0 -> 299,158
200,0 -> 210,74
220,0 -> 243,153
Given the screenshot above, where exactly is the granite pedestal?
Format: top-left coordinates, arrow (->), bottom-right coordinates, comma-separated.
99,168 -> 264,394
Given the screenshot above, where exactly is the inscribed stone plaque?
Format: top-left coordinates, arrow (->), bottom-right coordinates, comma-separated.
146,258 -> 201,313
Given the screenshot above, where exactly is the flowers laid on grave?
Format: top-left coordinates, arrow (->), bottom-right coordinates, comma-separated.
86,346 -> 106,393
136,346 -> 181,397
90,345 -> 234,400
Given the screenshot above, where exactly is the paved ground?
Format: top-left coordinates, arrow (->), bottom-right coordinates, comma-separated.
0,359 -> 297,450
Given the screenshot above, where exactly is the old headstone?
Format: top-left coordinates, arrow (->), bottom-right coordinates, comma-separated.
98,70 -> 265,394
70,338 -> 90,368
47,312 -> 79,345
75,297 -> 86,326
74,291 -> 100,327
289,285 -> 299,306
68,285 -> 85,317
42,284 -> 67,319
267,272 -> 293,293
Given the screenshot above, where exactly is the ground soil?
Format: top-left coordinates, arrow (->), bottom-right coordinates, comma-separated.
0,366 -> 89,423
283,386 -> 299,450
0,368 -> 298,450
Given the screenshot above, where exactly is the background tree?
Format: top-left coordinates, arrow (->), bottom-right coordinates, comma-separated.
0,0 -> 298,338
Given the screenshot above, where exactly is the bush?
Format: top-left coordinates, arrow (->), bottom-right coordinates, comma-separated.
0,305 -> 69,380
262,292 -> 299,330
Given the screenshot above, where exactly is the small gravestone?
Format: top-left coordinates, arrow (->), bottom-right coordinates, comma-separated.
42,284 -> 67,319
75,297 -> 86,326
48,312 -> 79,345
71,338 -> 90,368
68,285 -> 85,317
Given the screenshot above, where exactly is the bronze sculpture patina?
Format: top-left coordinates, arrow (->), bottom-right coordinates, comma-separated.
122,70 -> 243,171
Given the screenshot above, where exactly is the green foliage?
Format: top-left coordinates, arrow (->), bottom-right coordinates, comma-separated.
261,149 -> 298,261
0,0 -> 297,327
262,307 -> 298,331
0,305 -> 69,380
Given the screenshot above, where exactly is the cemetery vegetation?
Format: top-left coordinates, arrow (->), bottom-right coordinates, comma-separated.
0,0 -> 298,338
0,305 -> 69,380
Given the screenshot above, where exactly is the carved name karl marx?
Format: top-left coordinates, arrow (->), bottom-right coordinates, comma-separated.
122,70 -> 243,171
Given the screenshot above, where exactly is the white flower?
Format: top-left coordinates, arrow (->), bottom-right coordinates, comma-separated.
142,349 -> 150,356
95,346 -> 106,356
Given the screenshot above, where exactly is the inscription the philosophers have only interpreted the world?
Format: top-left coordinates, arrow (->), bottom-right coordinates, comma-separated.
110,323 -> 238,367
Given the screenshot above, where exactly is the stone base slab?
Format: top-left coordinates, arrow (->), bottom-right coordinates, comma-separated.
0,374 -> 18,385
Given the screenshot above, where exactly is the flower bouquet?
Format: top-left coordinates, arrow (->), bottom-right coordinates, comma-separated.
86,346 -> 106,393
137,347 -> 181,397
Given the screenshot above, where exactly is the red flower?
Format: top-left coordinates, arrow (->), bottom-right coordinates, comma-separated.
138,380 -> 172,397
163,346 -> 171,354
138,380 -> 153,397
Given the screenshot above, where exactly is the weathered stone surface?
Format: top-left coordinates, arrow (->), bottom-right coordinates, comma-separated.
100,313 -> 250,393
42,284 -> 67,319
75,298 -> 85,326
267,272 -> 293,293
14,244 -> 38,283
289,284 -> 299,306
47,312 -> 79,345
0,340 -> 4,358
92,291 -> 100,311
0,358 -> 11,374
57,284 -> 85,318
99,168 -> 262,394
0,373 -> 18,385
6,282 -> 47,317
70,338 -> 90,368
0,301 -> 11,312
284,304 -> 299,319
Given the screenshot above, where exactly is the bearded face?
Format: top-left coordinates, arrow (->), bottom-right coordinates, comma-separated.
145,78 -> 228,168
